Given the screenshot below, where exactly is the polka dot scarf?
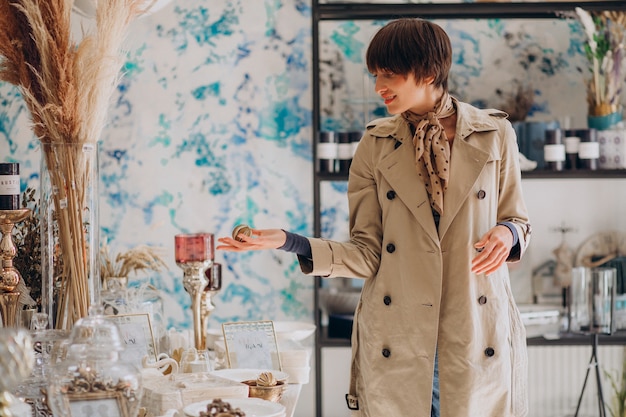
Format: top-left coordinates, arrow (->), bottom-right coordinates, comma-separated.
402,92 -> 455,215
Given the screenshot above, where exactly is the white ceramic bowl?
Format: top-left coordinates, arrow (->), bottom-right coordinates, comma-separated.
273,321 -> 316,342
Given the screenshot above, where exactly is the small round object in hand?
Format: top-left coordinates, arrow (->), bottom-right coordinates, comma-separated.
232,224 -> 252,242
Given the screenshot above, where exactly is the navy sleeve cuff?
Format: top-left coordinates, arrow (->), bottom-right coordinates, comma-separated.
498,222 -> 520,260
278,230 -> 312,259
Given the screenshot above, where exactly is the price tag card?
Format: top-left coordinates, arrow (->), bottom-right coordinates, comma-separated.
106,313 -> 157,367
222,321 -> 282,370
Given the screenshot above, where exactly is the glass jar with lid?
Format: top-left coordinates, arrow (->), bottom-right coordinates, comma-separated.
47,306 -> 143,417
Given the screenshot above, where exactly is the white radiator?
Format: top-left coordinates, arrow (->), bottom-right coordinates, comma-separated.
528,344 -> 625,417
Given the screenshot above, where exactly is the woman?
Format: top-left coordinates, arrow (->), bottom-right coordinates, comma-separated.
218,18 -> 532,417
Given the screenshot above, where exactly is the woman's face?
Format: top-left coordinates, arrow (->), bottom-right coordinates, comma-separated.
372,70 -> 436,115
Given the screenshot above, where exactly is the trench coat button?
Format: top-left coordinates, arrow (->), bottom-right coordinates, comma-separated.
478,295 -> 487,305
477,189 -> 487,199
382,348 -> 391,358
383,295 -> 391,305
386,243 -> 396,253
484,347 -> 495,357
386,190 -> 396,200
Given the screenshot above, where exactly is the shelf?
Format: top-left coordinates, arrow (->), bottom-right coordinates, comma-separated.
319,324 -> 626,348
315,172 -> 349,182
527,331 -> 626,346
315,1 -> 626,21
522,169 -> 626,179
315,169 -> 626,182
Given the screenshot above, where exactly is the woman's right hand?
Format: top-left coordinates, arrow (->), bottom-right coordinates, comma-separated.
216,228 -> 287,252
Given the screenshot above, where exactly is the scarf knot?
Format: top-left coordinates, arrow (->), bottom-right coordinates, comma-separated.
402,92 -> 455,215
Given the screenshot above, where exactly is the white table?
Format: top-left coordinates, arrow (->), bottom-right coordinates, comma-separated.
280,384 -> 302,417
155,383 -> 302,417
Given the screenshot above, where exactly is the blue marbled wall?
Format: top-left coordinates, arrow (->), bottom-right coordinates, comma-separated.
1,0 -> 621,331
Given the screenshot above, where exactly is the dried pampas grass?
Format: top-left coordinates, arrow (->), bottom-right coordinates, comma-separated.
100,242 -> 168,282
0,0 -> 148,328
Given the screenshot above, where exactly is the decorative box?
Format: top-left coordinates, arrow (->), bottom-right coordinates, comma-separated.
141,372 -> 249,416
598,128 -> 626,169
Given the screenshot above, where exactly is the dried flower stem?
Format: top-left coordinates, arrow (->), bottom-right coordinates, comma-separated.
100,242 -> 168,282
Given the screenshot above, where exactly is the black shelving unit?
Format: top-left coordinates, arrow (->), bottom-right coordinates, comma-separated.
311,2 -> 626,416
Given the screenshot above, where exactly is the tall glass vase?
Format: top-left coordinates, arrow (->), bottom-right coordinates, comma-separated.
40,142 -> 100,330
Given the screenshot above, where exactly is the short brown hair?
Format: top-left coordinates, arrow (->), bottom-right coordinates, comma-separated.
366,18 -> 452,91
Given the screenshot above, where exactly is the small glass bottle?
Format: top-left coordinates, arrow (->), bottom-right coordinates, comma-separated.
543,129 -> 565,171
577,128 -> 599,170
0,162 -> 20,210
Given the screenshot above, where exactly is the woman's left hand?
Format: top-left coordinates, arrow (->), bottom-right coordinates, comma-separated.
471,225 -> 514,276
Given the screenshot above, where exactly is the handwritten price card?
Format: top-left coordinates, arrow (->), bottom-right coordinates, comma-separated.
222,321 -> 282,370
106,313 -> 157,367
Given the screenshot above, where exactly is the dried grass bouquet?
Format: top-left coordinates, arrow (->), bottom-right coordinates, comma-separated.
0,0 -> 149,328
100,242 -> 168,283
573,7 -> 626,117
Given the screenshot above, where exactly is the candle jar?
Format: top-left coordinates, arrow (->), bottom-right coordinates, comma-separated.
317,131 -> 338,173
576,128 -> 599,170
543,129 -> 565,171
563,129 -> 581,170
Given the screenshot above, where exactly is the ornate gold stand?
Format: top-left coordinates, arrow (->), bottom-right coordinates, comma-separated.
0,209 -> 31,328
175,233 -> 222,351
180,261 -> 212,350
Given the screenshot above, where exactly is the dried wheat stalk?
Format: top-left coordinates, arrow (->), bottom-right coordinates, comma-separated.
0,0 -> 146,328
100,242 -> 168,281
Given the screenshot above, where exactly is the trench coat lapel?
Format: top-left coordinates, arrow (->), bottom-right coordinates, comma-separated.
438,129 -> 491,240
378,138 -> 440,245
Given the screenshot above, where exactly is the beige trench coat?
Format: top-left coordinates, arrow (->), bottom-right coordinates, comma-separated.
301,99 -> 532,417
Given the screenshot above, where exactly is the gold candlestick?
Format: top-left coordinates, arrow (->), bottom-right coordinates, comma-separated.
0,209 -> 31,328
175,233 -> 214,351
181,261 -> 211,350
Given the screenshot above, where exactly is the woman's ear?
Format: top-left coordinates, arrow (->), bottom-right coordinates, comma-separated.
423,75 -> 435,85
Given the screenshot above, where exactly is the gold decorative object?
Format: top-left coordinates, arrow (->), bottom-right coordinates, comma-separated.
256,371 -> 278,387
242,371 -> 286,403
0,328 -> 35,417
175,233 -> 219,351
0,209 -> 31,328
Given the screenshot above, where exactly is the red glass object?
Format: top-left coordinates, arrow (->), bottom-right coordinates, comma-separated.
174,233 -> 214,263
